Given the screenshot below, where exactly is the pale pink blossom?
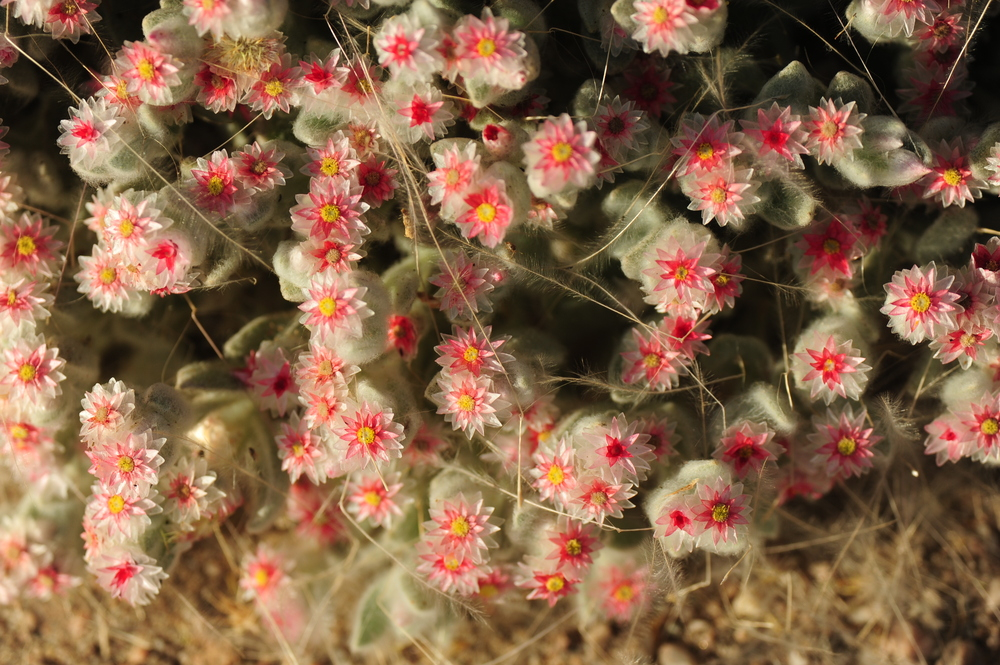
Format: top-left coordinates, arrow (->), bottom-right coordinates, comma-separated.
453,178 -> 514,248
522,114 -> 600,198
116,40 -> 180,105
432,371 -> 505,438
804,98 -> 865,165
335,401 -> 405,471
792,335 -> 871,403
80,379 -> 135,445
713,421 -> 777,479
530,438 -> 577,506
57,97 -> 122,169
276,414 -> 330,485
452,8 -> 527,88
346,472 -> 406,528
91,545 -> 167,606
692,477 -> 751,545
880,262 -> 961,344
298,272 -> 372,341
1,336 -> 66,405
631,0 -> 697,57
809,406 -> 881,480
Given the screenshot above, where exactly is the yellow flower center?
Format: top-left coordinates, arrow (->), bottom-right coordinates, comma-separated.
696,142 -> 714,160
711,503 -> 730,523
356,79 -> 374,95
318,297 -> 337,317
823,238 -> 840,254
137,59 -> 156,82
652,6 -> 669,24
643,353 -> 661,368
207,175 -> 225,196
117,456 -> 135,473
837,436 -> 857,456
590,491 -> 607,506
6,290 -> 16,306
264,79 -> 284,97
820,120 -> 839,139
477,38 -> 496,57
457,394 -> 475,411
357,426 -> 376,446
107,494 -> 126,514
320,204 -> 341,223
716,274 -> 729,285
463,346 -> 480,362
547,465 -> 565,485
450,516 -> 470,537
18,363 -> 36,382
942,168 -> 963,187
564,538 -> 581,556
291,443 -> 304,457
613,584 -> 635,602
253,568 -> 269,588
479,584 -> 498,598
981,418 -> 999,436
550,142 -> 573,163
709,187 -> 727,204
119,218 -> 135,238
16,236 -> 36,256
675,265 -> 689,280
823,358 -> 836,372
545,576 -> 565,593
94,406 -> 110,424
443,555 -> 460,571
320,157 -> 340,177
364,491 -> 381,506
909,292 -> 931,313
445,169 -> 460,186
99,267 -> 117,284
960,333 -> 977,347
11,425 -> 29,441
476,202 -> 497,223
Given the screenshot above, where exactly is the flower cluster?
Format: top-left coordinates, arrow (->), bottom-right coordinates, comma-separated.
416,492 -> 501,596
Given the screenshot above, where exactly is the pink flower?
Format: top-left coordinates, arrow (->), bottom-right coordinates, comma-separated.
593,95 -> 649,161
234,141 -> 290,191
530,438 -> 577,506
704,245 -> 744,314
86,432 -> 164,498
346,472 -> 406,528
432,372 -> 505,438
958,391 -> 1000,462
298,271 -> 372,342
182,0 -> 231,39
430,251 -> 496,321
88,482 -> 161,541
160,456 -> 223,527
117,40 -> 180,105
804,98 -> 865,165
336,401 -> 405,470
621,55 -> 676,118
682,168 -> 760,228
427,142 -> 481,218
692,477 -> 751,545
297,51 -> 345,96
599,565 -> 647,623
290,177 -> 369,242
300,133 -> 360,183
792,335 -> 871,403
294,343 -> 357,395
713,421 -> 777,478
194,64 -> 238,113
671,113 -> 743,177
797,217 -> 861,278
915,11 -> 964,53
0,278 -> 53,334
452,8 -> 527,88
642,234 -> 718,314
454,179 -> 514,248
630,0 -> 697,57
394,85 -> 454,142
46,0 -> 100,42
91,545 -> 167,606
0,213 -> 64,278
930,325 -> 993,370
374,13 -> 443,82
921,140 -> 984,208
240,545 -> 289,602
245,54 -> 300,119
851,197 -> 888,246
923,413 -> 973,466
302,237 -> 363,275
880,262 -> 961,344
249,345 -> 298,417
809,406 -> 881,479
80,379 -> 135,445
872,0 -> 942,38
740,102 -> 809,170
276,414 -> 330,485
299,386 -> 348,432
57,98 -> 121,169
654,497 -> 697,538
522,114 -> 600,198
188,150 -> 249,216
357,156 -> 398,207
572,474 -> 635,526
75,245 -> 132,313
104,196 -> 166,257
416,544 -> 484,596
424,493 -> 499,561
1,336 -> 66,404
583,414 -> 654,482
545,518 -> 601,571
387,314 -> 419,360
435,325 -> 509,377
518,561 -> 579,607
